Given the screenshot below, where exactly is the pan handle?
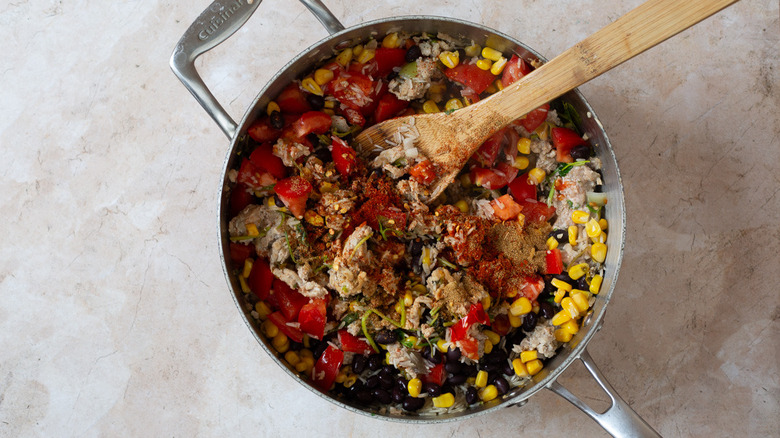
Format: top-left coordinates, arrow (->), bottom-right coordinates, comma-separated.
170,0 -> 345,139
547,348 -> 661,438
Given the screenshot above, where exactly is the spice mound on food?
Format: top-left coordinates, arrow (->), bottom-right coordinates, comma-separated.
226,31 -> 609,415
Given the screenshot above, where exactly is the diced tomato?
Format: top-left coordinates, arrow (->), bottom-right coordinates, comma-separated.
341,106 -> 366,126
312,344 -> 344,391
470,161 -> 519,190
551,127 -> 586,163
421,363 -> 445,386
491,314 -> 511,336
247,117 -> 282,143
508,172 -> 537,203
268,311 -> 304,343
298,298 -> 328,340
545,248 -> 564,275
519,275 -> 545,302
373,93 -> 409,123
274,176 -> 312,218
409,160 -> 436,185
501,55 -> 533,86
229,242 -> 253,265
327,70 -> 375,112
516,103 -> 550,133
490,194 -> 523,221
236,158 -> 276,191
520,199 -> 556,224
474,131 -> 503,167
276,83 -> 312,114
457,337 -> 481,361
444,63 -> 496,95
365,48 -> 408,77
337,329 -> 375,355
331,137 -> 357,176
449,303 -> 490,344
248,257 -> 274,300
229,183 -> 254,218
248,142 -> 287,179
292,111 -> 332,138
273,278 -> 309,321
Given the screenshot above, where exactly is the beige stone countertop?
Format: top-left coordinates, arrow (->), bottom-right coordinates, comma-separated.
1,0 -> 778,436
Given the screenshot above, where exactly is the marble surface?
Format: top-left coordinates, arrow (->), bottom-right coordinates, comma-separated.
1,0 -> 778,436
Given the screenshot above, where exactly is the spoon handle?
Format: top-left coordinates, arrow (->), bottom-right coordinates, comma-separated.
489,0 -> 740,124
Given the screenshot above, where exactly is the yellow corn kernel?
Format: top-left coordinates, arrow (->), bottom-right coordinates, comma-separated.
590,274 -> 603,295
510,297 -> 533,316
517,137 -> 531,154
241,258 -> 254,278
301,77 -> 323,96
404,290 -> 414,306
334,368 -> 348,384
528,167 -> 546,185
586,218 -> 602,238
490,56 -> 508,75
466,377 -> 476,386
422,100 -> 439,114
555,328 -> 573,343
484,82 -> 498,94
465,43 -> 481,57
299,349 -> 313,359
591,242 -> 607,263
572,292 -> 590,313
272,333 -> 289,353
475,370 -> 488,388
572,210 -> 590,224
484,339 -> 494,354
483,330 -> 500,345
406,336 -> 419,348
561,319 -> 580,335
314,68 -> 334,85
303,334 -> 311,349
551,278 -> 572,292
408,378 -> 422,397
568,225 -> 578,246
382,32 -> 400,48
445,98 -> 463,112
481,47 -> 502,61
344,374 -> 358,388
525,359 -> 543,375
321,108 -> 335,116
254,301 -> 271,320
460,172 -> 472,188
245,223 -> 260,238
436,339 -> 448,353
284,351 -> 301,366
520,350 -> 538,363
294,360 -> 309,373
546,236 -> 559,250
348,301 -> 359,312
412,283 -> 427,294
513,156 -> 530,170
479,385 -> 498,402
422,247 -> 431,267
266,101 -> 281,116
551,310 -> 571,326
596,231 -> 608,244
495,79 -> 504,90
476,58 -> 493,70
512,358 -> 529,377
433,393 -> 455,408
394,299 -> 404,315
562,297 -> 581,319
481,295 -> 492,311
304,210 -> 324,227
553,288 -> 566,304
263,319 -> 280,338
438,51 -> 460,69
385,352 -> 391,363
509,312 -> 523,328
238,275 -> 250,293
323,99 -> 336,109
357,48 -> 375,64
568,263 -> 589,280
454,199 -> 469,213
535,122 -> 551,141
599,218 -> 609,231
352,44 -> 363,56
336,47 -> 353,66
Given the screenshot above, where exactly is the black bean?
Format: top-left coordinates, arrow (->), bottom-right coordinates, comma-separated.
356,389 -> 373,403
505,329 -> 525,347
386,71 -> 399,81
456,48 -> 467,62
382,365 -> 397,376
312,341 -> 328,360
373,388 -> 392,404
306,93 -> 325,110
375,329 -> 397,345
444,361 -> 462,375
485,350 -> 507,365
366,375 -> 380,389
550,228 -> 567,244
396,376 -> 409,392
554,272 -> 574,283
446,346 -> 461,362
570,144 -> 593,160
539,301 -> 555,320
447,374 -> 467,385
494,376 -> 510,395
314,147 -> 331,163
405,45 -> 422,62
379,373 -> 394,390
425,382 -> 442,397
274,196 -> 285,208
482,363 -> 500,374
352,355 -> 366,374
402,396 -> 425,411
502,361 -> 515,376
269,111 -> 284,130
409,239 -> 424,258
465,386 -> 479,405
422,345 -> 442,364
392,387 -> 405,403
347,380 -> 364,399
576,277 -> 589,291
461,363 -> 478,377
522,312 -> 538,332
368,354 -> 383,371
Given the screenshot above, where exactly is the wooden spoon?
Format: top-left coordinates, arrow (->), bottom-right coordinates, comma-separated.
354,0 -> 739,200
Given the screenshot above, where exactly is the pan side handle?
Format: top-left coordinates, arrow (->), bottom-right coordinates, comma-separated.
547,348 -> 662,438
170,0 -> 344,139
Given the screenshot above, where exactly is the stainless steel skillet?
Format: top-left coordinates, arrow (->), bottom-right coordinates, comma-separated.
171,1 -> 658,436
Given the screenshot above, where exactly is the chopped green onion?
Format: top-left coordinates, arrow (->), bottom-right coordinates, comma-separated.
438,257 -> 457,270
361,312 -> 380,353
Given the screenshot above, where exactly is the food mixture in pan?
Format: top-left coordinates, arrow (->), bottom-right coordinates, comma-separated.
226,32 -> 608,414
